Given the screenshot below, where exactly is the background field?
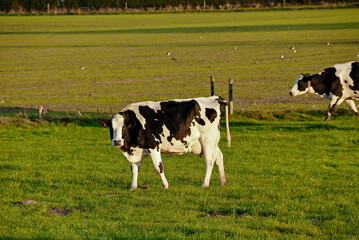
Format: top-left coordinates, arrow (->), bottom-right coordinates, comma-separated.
1,9 -> 359,112
1,9 -> 359,239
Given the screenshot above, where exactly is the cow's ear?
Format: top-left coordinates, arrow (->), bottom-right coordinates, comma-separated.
304,73 -> 310,77
99,119 -> 110,127
121,111 -> 136,128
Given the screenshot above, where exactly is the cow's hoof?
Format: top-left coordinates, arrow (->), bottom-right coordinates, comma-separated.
162,184 -> 169,189
220,181 -> 227,187
130,186 -> 137,191
202,184 -> 209,189
356,112 -> 359,117
324,116 -> 331,121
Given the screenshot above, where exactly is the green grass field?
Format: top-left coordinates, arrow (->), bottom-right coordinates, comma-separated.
1,9 -> 359,239
1,113 -> 358,239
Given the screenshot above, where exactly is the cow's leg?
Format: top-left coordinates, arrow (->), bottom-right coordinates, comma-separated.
325,97 -> 344,121
130,162 -> 141,190
215,147 -> 226,186
148,149 -> 169,189
202,144 -> 215,188
346,99 -> 359,117
126,149 -> 147,190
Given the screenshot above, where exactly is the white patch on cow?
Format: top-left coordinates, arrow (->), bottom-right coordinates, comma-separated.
158,123 -> 200,155
111,114 -> 124,146
289,75 -> 304,97
333,61 -> 358,100
124,147 -> 147,164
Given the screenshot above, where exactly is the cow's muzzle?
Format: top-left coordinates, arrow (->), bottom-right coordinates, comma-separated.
114,140 -> 122,147
289,92 -> 293,96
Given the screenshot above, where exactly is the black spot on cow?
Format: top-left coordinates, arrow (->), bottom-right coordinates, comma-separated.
120,110 -> 155,155
298,74 -> 312,92
159,162 -> 163,173
138,100 -> 202,145
205,108 -> 217,123
349,62 -> 359,91
196,118 -> 205,126
309,67 -> 343,97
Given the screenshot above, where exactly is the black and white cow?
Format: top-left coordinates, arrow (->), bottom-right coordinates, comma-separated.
100,96 -> 231,190
289,61 -> 359,121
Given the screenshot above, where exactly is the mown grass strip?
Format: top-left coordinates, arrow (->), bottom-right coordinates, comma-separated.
2,22 -> 359,34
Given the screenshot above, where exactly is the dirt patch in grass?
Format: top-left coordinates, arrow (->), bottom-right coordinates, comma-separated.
47,208 -> 74,216
204,211 -> 232,218
203,211 -> 275,219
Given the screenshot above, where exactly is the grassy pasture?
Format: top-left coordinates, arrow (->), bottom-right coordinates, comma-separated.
0,113 -> 358,239
1,9 -> 359,239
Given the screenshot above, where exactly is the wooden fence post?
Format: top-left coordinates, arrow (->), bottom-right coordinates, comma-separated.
229,78 -> 233,115
125,2 -> 127,11
210,76 -> 214,96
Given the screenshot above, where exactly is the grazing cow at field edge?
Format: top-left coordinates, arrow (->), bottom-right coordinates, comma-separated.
289,61 -> 359,121
100,96 -> 231,190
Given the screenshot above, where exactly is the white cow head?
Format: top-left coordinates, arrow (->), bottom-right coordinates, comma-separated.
100,114 -> 125,147
289,73 -> 312,97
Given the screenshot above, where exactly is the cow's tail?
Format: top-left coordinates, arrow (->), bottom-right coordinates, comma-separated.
225,104 -> 231,147
217,96 -> 231,148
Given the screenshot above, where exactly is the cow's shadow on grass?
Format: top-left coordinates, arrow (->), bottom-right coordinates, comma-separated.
227,121 -> 352,132
1,107 -> 356,131
225,108 -> 357,132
